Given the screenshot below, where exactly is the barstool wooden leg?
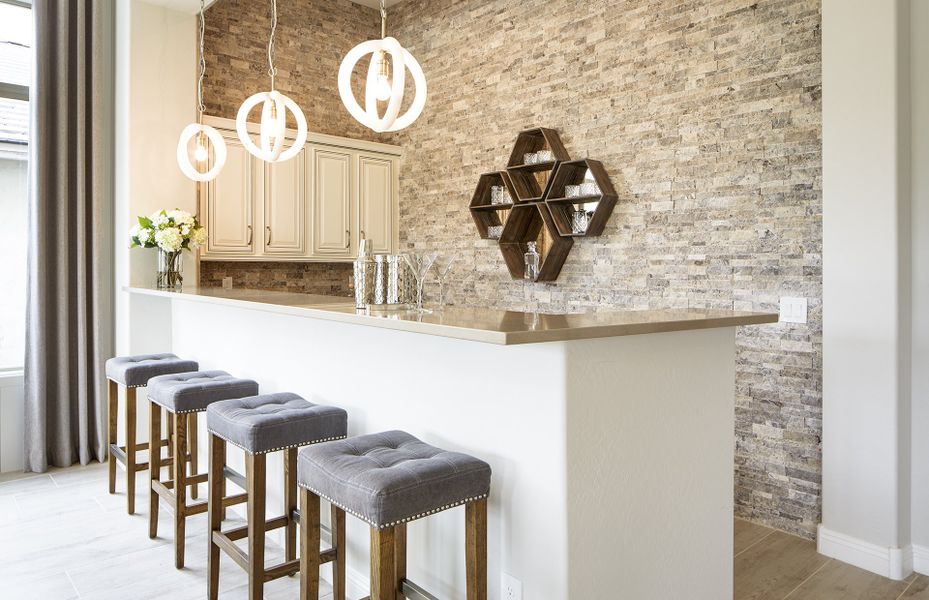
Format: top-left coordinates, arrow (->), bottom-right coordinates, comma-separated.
148,401 -> 161,539
167,413 -> 175,481
371,526 -> 397,600
107,380 -> 117,494
331,505 -> 346,600
284,448 -> 298,563
125,387 -> 137,515
188,412 -> 199,500
173,412 -> 188,569
395,523 -> 407,595
299,487 -> 321,600
246,453 -> 267,600
208,434 -> 225,600
466,499 -> 488,600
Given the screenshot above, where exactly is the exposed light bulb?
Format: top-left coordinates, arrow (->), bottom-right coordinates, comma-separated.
374,52 -> 392,101
194,136 -> 209,162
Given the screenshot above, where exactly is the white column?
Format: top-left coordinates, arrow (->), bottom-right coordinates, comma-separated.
820,0 -> 912,579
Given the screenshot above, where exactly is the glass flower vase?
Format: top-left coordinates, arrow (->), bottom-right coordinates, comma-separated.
156,249 -> 184,290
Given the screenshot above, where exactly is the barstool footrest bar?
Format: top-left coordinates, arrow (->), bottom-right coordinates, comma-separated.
402,578 -> 440,600
290,508 -> 331,538
212,531 -> 249,571
262,559 -> 300,582
223,465 -> 247,490
223,515 -> 290,542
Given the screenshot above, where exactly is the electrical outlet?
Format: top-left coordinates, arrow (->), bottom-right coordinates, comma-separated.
779,296 -> 808,324
501,573 -> 522,600
222,277 -> 233,290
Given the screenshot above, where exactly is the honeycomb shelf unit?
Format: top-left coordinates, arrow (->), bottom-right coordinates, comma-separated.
545,159 -> 618,237
469,171 -> 517,239
505,128 -> 571,203
469,127 -> 618,281
498,202 -> 573,282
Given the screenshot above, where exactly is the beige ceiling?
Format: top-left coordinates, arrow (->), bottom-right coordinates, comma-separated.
141,0 -> 402,14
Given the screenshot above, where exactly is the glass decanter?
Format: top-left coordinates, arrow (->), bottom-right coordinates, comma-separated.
524,242 -> 540,281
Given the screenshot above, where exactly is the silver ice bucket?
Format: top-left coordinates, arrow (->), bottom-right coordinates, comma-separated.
354,253 -> 414,310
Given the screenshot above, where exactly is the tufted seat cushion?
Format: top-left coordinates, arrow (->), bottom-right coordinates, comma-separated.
207,393 -> 348,454
147,370 -> 259,414
297,430 -> 491,529
105,353 -> 199,388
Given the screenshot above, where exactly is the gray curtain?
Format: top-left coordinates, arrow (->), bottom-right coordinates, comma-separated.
24,1 -> 115,472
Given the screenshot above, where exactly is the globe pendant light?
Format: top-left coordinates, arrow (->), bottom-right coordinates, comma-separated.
338,0 -> 427,133
236,0 -> 308,162
176,0 -> 227,182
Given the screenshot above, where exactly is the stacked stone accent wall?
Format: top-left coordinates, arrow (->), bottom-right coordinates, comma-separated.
202,0 -> 823,538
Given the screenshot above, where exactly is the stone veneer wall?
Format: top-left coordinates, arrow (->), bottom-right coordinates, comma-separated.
201,0 -> 823,538
199,261 -> 353,296
389,0 -> 822,538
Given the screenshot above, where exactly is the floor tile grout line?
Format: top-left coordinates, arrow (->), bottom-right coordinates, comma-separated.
734,528 -> 778,559
64,569 -> 81,599
782,558 -> 832,600
895,577 -> 917,600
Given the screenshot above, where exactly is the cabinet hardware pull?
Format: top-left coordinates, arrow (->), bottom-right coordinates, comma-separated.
266,226 -> 271,245
345,230 -> 351,249
246,225 -> 253,245
360,230 -> 366,240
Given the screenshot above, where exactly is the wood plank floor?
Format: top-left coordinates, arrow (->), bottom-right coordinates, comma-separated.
0,463 -> 926,599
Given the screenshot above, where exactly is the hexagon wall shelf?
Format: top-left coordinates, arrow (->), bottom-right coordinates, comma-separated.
545,159 -> 618,237
469,127 -> 618,281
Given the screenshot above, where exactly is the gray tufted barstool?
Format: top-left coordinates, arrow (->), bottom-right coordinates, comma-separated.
297,430 -> 492,600
147,370 -> 259,569
206,393 -> 348,600
104,353 -> 198,514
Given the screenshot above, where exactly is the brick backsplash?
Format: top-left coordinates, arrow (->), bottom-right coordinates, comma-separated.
199,261 -> 353,297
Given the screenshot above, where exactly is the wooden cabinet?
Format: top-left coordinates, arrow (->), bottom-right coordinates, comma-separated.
263,157 -> 306,256
199,117 -> 401,262
311,148 -> 354,259
358,153 -> 395,254
204,132 -> 257,256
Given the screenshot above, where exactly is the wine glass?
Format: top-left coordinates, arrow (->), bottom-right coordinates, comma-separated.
432,253 -> 458,308
403,251 -> 438,314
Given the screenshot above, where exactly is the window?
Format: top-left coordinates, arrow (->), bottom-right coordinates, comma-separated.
0,0 -> 30,371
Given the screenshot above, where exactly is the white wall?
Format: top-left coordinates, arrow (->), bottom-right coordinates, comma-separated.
821,0 -> 928,579
114,0 -> 197,443
910,0 -> 929,572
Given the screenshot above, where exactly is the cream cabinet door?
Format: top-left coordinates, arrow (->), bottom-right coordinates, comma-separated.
358,153 -> 395,254
203,134 -> 257,256
311,147 -> 354,258
263,152 -> 306,256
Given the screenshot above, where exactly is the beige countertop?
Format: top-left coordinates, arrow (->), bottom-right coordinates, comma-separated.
126,286 -> 778,345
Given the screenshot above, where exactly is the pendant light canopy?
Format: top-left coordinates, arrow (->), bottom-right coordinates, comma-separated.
236,0 -> 308,163
177,0 -> 227,182
338,0 -> 426,133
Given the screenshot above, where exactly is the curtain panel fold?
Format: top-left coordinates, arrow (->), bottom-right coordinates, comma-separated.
25,0 -> 115,472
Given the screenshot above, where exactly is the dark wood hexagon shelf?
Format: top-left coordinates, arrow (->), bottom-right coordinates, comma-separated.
545,159 -> 618,237
470,127 -> 618,281
505,128 -> 571,203
498,202 -> 573,282
469,171 -> 517,240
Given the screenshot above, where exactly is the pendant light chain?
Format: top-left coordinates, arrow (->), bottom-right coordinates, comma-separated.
380,0 -> 387,39
196,0 -> 206,119
267,0 -> 279,89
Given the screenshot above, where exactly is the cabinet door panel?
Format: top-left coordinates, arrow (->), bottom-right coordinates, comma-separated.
264,153 -> 306,255
204,135 -> 255,255
311,148 -> 353,258
358,154 -> 394,254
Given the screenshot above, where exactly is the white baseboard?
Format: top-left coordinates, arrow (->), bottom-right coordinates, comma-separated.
817,525 -> 911,580
914,544 -> 929,576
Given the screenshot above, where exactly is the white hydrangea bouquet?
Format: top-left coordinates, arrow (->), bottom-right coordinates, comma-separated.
130,209 -> 207,289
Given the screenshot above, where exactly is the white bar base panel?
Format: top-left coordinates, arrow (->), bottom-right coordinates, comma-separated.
142,293 -> 739,600
915,545 -> 929,576
817,525 -> 915,580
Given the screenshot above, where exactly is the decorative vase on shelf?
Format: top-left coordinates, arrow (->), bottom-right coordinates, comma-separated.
129,208 -> 207,292
156,249 -> 184,290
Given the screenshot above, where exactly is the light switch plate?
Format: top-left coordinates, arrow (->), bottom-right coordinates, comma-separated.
501,573 -> 523,600
222,277 -> 233,289
779,296 -> 808,324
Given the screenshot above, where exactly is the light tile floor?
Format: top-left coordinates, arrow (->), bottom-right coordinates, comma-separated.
1,463 -> 927,599
0,462 -> 332,600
